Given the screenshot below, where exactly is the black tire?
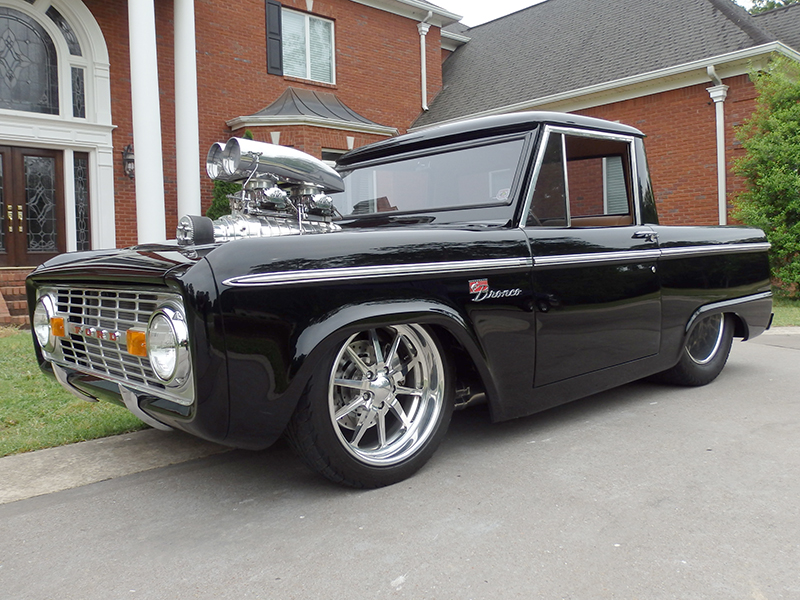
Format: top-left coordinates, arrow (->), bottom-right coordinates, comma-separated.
656,313 -> 734,386
285,324 -> 453,488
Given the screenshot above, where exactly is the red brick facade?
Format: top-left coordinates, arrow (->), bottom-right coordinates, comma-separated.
84,0 -> 442,247
577,74 -> 757,226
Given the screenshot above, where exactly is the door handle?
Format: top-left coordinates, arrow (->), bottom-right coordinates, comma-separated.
6,204 -> 12,233
632,230 -> 658,243
16,205 -> 22,232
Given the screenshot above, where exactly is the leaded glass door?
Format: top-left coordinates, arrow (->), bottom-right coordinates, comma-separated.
0,146 -> 64,266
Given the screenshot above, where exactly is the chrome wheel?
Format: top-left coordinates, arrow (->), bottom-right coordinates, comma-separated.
653,313 -> 734,387
686,313 -> 725,365
328,325 -> 445,467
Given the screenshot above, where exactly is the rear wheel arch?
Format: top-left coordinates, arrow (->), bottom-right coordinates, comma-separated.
655,311 -> 734,386
728,311 -> 749,340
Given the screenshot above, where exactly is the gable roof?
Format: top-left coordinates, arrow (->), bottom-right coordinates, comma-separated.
753,3 -> 800,51
415,0 -> 779,128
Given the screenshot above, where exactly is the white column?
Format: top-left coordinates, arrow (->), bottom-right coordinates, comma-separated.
174,0 -> 202,218
128,0 -> 166,243
418,22 -> 430,111
707,84 -> 729,226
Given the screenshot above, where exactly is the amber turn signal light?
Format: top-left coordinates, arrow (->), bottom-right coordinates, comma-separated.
126,329 -> 147,357
50,317 -> 65,338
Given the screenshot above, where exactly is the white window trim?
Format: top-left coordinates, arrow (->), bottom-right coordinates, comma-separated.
321,148 -> 347,167
282,8 -> 336,85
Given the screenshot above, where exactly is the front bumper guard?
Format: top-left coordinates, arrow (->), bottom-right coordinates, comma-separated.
51,363 -> 173,431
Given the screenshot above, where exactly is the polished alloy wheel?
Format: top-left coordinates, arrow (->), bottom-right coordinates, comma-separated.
328,325 -> 445,467
686,313 -> 725,365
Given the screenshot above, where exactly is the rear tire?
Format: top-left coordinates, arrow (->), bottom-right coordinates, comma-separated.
656,313 -> 733,386
285,324 -> 453,488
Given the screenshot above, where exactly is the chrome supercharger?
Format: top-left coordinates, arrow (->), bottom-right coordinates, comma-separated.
176,138 -> 345,246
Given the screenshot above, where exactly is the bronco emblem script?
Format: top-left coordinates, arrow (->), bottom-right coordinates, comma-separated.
469,279 -> 522,302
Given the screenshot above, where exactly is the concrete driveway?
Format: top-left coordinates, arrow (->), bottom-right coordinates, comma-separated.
0,331 -> 798,599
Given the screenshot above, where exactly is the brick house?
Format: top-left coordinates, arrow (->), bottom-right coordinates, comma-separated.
1,0 -> 799,325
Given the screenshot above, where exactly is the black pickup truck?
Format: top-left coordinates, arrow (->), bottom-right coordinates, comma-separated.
27,112 -> 773,487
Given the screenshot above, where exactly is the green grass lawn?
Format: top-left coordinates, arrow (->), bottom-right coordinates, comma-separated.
772,296 -> 800,327
0,327 -> 147,457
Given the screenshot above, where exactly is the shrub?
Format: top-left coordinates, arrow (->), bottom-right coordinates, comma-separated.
733,56 -> 800,297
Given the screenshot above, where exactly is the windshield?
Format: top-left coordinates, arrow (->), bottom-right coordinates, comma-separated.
331,138 -> 526,217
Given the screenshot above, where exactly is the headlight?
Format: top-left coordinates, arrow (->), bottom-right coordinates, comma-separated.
33,295 -> 57,352
146,304 -> 190,386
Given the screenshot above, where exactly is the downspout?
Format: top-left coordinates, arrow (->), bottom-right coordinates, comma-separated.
707,65 -> 729,225
418,11 -> 433,111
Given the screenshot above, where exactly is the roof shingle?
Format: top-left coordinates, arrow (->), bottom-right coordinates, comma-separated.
417,0 -> 778,127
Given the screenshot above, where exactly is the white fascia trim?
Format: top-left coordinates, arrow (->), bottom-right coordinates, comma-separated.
349,0 -> 461,27
226,114 -> 398,137
441,29 -> 470,52
0,110 -> 116,147
412,42 -> 800,130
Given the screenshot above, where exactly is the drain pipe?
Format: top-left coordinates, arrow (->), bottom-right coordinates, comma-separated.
418,11 -> 433,111
707,65 -> 729,225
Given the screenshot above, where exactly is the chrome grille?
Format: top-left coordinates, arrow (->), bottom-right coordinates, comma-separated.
42,285 -> 194,405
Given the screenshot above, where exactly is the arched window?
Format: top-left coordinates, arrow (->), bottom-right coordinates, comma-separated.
0,7 -> 59,114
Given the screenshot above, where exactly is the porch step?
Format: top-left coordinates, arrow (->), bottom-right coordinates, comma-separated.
0,268 -> 33,328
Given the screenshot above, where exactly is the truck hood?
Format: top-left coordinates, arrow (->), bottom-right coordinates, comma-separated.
28,243 -> 204,285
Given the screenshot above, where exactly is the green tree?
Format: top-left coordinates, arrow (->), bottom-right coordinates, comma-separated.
745,0 -> 798,14
733,56 -> 800,296
205,129 -> 255,220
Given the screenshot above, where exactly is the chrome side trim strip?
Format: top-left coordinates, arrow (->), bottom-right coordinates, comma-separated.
223,257 -> 534,287
223,243 -> 770,286
534,249 -> 661,268
660,242 -> 771,258
533,242 -> 770,269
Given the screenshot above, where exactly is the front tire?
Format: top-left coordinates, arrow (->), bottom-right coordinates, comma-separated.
656,313 -> 734,386
286,324 -> 453,488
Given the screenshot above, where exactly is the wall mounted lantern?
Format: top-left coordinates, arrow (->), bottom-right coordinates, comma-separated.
122,144 -> 135,179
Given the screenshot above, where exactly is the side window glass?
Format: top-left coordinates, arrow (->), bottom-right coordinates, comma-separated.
527,132 -> 567,226
564,134 -> 633,226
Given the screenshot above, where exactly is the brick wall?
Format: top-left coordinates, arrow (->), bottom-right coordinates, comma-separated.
577,74 -> 757,226
85,0 -> 441,246
567,158 -> 604,217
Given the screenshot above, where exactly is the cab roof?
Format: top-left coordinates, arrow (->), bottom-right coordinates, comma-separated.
337,111 -> 643,167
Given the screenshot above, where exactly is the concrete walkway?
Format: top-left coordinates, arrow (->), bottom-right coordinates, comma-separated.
0,428 -> 229,505
1,327 -> 797,506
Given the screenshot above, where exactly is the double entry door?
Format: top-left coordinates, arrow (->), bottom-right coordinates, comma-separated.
0,146 -> 65,267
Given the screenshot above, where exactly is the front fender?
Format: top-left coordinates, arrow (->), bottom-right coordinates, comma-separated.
221,298 -> 504,449
292,299 -> 502,401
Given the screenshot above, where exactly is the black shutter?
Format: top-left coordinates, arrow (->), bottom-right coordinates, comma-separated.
266,0 -> 283,76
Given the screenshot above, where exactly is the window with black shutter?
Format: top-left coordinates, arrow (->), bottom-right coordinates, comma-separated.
266,0 -> 283,76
